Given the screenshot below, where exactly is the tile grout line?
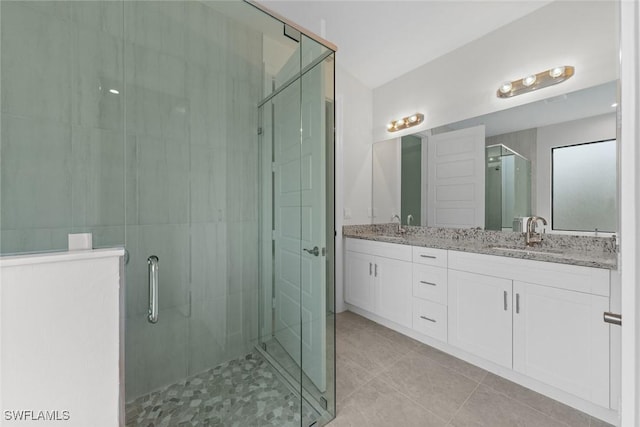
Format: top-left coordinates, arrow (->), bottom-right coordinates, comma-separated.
444,380 -> 482,426
371,351 -> 452,425
406,345 -> 488,385
475,380 -> 576,427
339,313 -> 607,427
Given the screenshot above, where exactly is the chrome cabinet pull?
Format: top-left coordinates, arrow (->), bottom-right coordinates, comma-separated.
420,315 -> 436,323
148,255 -> 159,324
503,290 -> 508,311
420,254 -> 436,259
374,264 -> 378,277
420,280 -> 437,286
369,262 -> 372,275
516,293 -> 520,314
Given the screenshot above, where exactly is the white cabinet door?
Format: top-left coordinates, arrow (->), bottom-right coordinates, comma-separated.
345,251 -> 375,312
375,256 -> 412,328
513,281 -> 610,407
448,270 -> 513,368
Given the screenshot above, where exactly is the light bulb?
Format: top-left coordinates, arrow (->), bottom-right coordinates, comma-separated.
408,115 -> 418,123
396,119 -> 405,127
522,75 -> 537,87
549,66 -> 565,78
387,122 -> 394,130
499,82 -> 513,94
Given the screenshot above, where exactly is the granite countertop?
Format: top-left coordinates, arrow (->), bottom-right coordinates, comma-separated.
343,224 -> 618,270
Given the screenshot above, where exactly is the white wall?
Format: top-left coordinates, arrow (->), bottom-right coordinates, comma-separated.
535,113 -> 616,231
372,1 -> 618,142
0,250 -> 123,427
619,1 -> 640,424
336,64 -> 373,312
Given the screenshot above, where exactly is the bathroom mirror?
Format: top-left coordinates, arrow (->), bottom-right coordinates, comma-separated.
372,80 -> 618,233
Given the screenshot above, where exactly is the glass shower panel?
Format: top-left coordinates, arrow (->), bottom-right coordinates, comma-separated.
259,77 -> 304,395
123,0 -> 192,400
123,0 -> 265,402
0,1 -> 125,255
300,44 -> 336,424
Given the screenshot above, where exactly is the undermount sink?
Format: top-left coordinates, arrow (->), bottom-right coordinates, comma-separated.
489,246 -> 565,256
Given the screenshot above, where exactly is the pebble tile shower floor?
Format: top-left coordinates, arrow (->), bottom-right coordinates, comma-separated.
126,353 -> 318,427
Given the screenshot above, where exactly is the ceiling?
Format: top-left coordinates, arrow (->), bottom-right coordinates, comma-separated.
255,0 -> 552,88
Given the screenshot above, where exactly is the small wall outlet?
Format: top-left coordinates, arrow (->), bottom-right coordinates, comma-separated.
343,208 -> 352,219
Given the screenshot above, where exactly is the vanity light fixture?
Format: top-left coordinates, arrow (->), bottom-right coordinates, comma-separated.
497,65 -> 574,98
387,113 -> 424,132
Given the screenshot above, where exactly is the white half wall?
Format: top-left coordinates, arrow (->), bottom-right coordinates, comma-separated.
372,1 -> 618,142
336,64 -> 373,312
535,113 -> 616,231
0,249 -> 123,427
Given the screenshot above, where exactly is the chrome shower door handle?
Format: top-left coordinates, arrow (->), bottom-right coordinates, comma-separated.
303,246 -> 320,256
148,255 -> 159,324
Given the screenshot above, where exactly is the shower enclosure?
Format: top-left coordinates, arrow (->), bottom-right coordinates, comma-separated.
485,144 -> 532,231
0,1 -> 335,426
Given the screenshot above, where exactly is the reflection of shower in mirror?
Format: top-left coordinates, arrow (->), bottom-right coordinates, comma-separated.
485,144 -> 532,231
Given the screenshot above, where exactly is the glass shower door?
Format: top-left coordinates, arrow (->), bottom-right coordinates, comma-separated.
258,35 -> 336,426
258,73 -> 309,422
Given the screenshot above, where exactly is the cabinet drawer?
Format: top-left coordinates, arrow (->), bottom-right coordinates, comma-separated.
413,264 -> 447,305
346,238 -> 412,262
412,246 -> 447,268
412,298 -> 447,342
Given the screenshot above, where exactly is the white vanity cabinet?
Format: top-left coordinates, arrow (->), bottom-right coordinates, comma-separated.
448,270 -> 513,368
344,239 -> 412,328
345,250 -> 376,312
448,250 -> 611,408
343,238 -> 615,414
513,281 -> 610,407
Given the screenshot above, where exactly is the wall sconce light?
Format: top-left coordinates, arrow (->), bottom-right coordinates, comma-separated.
387,113 -> 424,132
497,66 -> 574,98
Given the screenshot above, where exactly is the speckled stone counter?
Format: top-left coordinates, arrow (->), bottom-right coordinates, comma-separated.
343,224 -> 618,270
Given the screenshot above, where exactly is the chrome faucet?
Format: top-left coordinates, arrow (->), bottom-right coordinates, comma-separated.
391,214 -> 405,234
407,214 -> 414,227
525,216 -> 547,246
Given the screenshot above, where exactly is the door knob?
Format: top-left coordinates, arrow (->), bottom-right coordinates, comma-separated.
304,246 -> 320,256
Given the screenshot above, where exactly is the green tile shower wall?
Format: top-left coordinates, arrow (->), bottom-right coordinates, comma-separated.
1,1 -> 262,401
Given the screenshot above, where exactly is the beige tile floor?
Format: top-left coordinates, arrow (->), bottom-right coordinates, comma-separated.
328,311 -> 614,427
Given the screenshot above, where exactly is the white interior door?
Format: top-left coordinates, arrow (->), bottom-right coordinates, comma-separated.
273,58 -> 327,391
299,63 -> 327,391
427,125 -> 485,228
273,79 -> 303,370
